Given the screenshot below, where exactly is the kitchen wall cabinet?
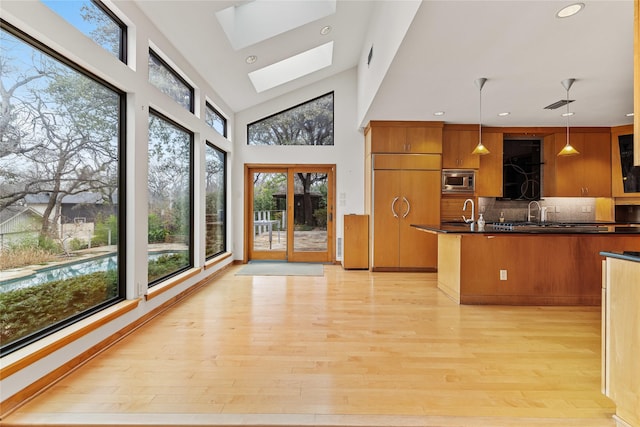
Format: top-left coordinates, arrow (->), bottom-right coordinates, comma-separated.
368,121 -> 443,153
551,130 -> 612,197
442,127 -> 481,169
342,215 -> 369,269
372,154 -> 441,271
475,131 -> 503,197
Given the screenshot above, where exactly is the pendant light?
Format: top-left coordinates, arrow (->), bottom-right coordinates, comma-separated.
472,77 -> 490,155
557,78 -> 580,156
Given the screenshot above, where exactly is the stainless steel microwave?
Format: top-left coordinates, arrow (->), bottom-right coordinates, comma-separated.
442,169 -> 475,193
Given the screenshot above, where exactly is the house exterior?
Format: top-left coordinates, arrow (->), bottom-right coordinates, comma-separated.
0,206 -> 42,250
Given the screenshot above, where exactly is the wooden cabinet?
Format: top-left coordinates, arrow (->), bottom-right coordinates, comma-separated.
442,127 -> 481,169
476,131 -> 503,197
602,256 -> 640,427
611,125 -> 640,198
342,215 -> 369,269
368,121 -> 443,153
372,154 -> 441,271
552,130 -> 612,197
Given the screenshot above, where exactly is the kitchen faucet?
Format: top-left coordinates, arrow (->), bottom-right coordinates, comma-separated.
462,199 -> 475,224
528,201 -> 541,222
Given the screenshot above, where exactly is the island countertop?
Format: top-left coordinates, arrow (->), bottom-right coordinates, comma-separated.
412,221 -> 640,235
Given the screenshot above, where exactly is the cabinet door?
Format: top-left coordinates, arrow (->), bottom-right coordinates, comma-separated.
443,129 -> 481,169
373,169 -> 401,267
370,126 -> 407,153
555,132 -> 611,196
476,132 -> 503,197
343,215 -> 369,269
406,126 -> 443,153
399,169 -> 440,268
582,132 -> 611,197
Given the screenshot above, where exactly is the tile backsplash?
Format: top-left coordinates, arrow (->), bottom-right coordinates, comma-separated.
478,197 -> 596,223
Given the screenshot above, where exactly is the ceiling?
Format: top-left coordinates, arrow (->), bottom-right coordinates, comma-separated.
135,0 -> 635,129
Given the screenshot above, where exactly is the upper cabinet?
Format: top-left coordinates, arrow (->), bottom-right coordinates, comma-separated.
442,126 -> 481,169
475,131 -> 503,197
368,121 -> 443,153
634,0 -> 639,165
550,129 -> 612,197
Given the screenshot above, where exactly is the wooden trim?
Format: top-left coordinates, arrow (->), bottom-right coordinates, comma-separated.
204,252 -> 232,270
373,153 -> 441,170
0,299 -> 140,381
145,267 -> 202,301
365,120 -> 444,132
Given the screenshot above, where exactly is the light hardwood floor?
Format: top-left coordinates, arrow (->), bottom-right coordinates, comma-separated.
3,265 -> 615,426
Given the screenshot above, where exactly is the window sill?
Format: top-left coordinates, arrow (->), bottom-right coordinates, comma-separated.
204,252 -> 232,270
145,267 -> 202,301
0,299 -> 141,380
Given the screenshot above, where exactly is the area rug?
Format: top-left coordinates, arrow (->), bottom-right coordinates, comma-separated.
235,261 -> 324,276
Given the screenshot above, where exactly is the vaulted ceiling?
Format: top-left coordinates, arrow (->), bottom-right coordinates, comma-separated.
136,0 -> 634,129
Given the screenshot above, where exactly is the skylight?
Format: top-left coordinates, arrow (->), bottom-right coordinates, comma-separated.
248,41 -> 334,93
216,0 -> 337,50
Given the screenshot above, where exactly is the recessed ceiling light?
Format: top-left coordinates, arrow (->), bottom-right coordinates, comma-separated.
561,112 -> 575,117
433,111 -> 445,116
246,55 -> 257,64
626,112 -> 634,117
320,25 -> 332,35
556,3 -> 584,18
498,112 -> 510,117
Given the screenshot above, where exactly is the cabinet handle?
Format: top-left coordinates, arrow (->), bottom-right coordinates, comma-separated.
402,197 -> 410,218
391,197 -> 399,218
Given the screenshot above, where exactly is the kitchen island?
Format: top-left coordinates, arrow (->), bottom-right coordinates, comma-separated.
413,222 -> 640,305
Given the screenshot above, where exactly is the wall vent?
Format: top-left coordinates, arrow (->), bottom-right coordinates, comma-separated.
337,237 -> 342,257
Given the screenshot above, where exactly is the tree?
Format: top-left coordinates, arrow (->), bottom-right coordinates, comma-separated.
0,29 -> 120,243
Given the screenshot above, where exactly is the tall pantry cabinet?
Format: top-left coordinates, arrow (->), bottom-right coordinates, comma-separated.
364,121 -> 443,271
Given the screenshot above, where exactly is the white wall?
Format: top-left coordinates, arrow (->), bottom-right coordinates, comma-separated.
233,68 -> 365,260
356,0 -> 421,128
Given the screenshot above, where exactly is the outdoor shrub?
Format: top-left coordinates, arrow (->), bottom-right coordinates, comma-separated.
148,252 -> 189,283
0,271 -> 118,346
69,238 -> 88,251
148,213 -> 167,243
0,238 -> 59,269
93,214 -> 118,246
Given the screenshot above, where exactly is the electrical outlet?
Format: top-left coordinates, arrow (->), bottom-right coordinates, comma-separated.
500,270 -> 507,281
555,206 -> 561,213
581,206 -> 587,213
586,206 -> 592,213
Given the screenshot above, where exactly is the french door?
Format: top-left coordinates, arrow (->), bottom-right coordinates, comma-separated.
245,165 -> 335,263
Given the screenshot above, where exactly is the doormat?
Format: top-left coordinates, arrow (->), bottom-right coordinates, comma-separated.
235,261 -> 324,276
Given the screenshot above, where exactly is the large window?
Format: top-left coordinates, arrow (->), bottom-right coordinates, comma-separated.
41,0 -> 127,62
147,110 -> 193,285
205,143 -> 226,258
148,50 -> 194,113
205,102 -> 227,138
247,92 -> 334,145
0,22 -> 124,355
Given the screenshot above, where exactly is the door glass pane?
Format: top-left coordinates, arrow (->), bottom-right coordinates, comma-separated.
252,172 -> 286,252
293,173 -> 327,252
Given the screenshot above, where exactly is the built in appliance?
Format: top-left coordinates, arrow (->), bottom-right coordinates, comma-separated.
502,138 -> 542,200
442,169 -> 475,193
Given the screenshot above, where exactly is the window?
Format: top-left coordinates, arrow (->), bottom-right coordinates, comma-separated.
147,110 -> 193,285
205,143 -> 226,258
148,50 -> 194,113
205,102 -> 227,138
247,92 -> 334,145
41,0 -> 127,62
0,22 -> 125,356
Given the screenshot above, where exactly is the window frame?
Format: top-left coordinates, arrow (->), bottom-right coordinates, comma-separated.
205,102 -> 228,138
148,49 -> 195,113
204,141 -> 227,259
246,91 -> 334,146
147,108 -> 195,287
0,20 -> 127,356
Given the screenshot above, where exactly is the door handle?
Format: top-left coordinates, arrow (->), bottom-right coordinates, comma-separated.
402,197 -> 410,218
391,197 -> 399,218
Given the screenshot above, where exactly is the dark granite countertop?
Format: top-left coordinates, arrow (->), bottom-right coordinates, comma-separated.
412,221 -> 640,235
600,251 -> 640,263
